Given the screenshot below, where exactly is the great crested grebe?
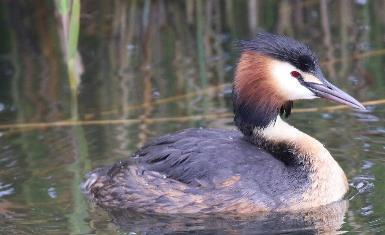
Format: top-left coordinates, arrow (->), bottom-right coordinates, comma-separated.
83,33 -> 365,214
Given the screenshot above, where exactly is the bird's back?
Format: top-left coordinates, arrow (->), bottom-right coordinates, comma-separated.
83,128 -> 310,213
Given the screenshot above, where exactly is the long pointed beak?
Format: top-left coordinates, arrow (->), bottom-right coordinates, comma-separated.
304,81 -> 366,111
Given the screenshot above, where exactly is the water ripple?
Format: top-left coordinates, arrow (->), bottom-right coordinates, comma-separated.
0,182 -> 14,198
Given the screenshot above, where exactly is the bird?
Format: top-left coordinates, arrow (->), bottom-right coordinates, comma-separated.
82,32 -> 366,214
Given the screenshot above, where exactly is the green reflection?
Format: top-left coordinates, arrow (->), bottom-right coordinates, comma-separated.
67,126 -> 91,235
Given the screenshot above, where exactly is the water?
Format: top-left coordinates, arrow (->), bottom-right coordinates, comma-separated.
0,1 -> 385,234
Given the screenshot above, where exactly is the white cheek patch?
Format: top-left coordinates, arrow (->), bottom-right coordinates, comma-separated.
269,60 -> 317,100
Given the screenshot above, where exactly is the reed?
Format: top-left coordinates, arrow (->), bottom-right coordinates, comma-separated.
55,0 -> 81,120
54,3 -> 88,233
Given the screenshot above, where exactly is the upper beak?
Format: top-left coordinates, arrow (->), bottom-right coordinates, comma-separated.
304,80 -> 366,111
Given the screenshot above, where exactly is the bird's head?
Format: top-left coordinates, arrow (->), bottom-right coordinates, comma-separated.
233,33 -> 365,135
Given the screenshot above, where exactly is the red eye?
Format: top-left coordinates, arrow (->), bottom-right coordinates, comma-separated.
290,71 -> 301,78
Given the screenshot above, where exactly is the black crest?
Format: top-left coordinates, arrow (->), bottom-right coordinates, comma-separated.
238,32 -> 318,73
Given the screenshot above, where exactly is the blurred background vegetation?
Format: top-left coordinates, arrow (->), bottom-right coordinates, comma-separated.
1,0 -> 384,129
0,0 -> 385,234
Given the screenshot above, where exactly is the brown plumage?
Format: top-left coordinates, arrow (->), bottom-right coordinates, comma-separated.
234,52 -> 285,109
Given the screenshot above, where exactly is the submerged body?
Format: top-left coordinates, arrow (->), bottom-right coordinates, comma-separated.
83,33 -> 364,213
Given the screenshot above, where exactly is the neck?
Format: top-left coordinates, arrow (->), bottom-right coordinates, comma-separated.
233,89 -> 293,136
250,116 -> 348,208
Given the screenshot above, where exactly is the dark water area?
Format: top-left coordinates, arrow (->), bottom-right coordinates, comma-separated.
0,0 -> 385,234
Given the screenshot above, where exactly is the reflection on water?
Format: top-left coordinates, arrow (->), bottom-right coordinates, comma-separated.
105,200 -> 348,234
0,0 -> 385,234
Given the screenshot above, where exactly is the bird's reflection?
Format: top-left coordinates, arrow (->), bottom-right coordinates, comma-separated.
101,200 -> 348,234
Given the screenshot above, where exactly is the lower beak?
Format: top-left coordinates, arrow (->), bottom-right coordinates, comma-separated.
304,82 -> 366,111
